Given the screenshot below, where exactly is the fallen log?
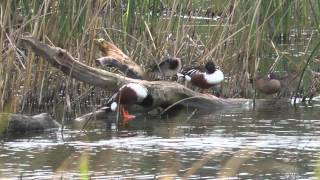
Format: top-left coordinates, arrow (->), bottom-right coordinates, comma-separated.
0,113 -> 60,135
19,36 -> 249,119
94,38 -> 147,79
94,39 -> 182,81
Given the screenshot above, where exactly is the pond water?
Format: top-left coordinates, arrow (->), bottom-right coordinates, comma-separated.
1,99 -> 320,179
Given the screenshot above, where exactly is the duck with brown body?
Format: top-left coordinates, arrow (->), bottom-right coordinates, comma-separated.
179,61 -> 224,93
276,72 -> 299,97
103,83 -> 153,126
253,73 -> 281,95
20,35 -> 249,125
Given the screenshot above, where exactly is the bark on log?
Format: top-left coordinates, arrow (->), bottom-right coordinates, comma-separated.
94,38 -> 147,79
19,36 -> 249,114
0,113 -> 60,135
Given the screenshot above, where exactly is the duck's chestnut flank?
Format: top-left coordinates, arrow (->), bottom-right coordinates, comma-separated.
181,61 -> 224,92
105,83 -> 152,125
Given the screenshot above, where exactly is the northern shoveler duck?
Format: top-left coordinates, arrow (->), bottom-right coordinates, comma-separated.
151,57 -> 182,80
179,61 -> 224,93
105,83 -> 151,125
253,73 -> 281,94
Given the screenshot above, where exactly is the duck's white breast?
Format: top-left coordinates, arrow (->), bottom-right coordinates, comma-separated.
126,83 -> 148,102
204,70 -> 224,84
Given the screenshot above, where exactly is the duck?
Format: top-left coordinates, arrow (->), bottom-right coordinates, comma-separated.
179,61 -> 224,93
253,73 -> 281,94
151,57 -> 182,80
104,83 -> 152,125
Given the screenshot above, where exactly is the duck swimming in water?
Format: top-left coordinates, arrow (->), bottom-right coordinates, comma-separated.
253,73 -> 281,95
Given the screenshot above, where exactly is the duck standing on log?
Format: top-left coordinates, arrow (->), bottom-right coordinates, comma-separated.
151,57 -> 182,80
179,61 -> 224,93
103,83 -> 152,125
252,73 -> 281,94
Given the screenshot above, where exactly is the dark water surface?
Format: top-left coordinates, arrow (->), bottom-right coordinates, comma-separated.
1,99 -> 320,179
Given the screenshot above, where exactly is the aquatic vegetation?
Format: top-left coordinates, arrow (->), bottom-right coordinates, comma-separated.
0,113 -> 10,135
79,152 -> 90,180
3,1 -> 320,179
1,0 -> 320,114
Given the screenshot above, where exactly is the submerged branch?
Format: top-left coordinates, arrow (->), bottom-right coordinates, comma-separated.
0,113 -> 60,135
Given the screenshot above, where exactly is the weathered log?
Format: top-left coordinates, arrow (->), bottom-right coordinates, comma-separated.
0,113 -> 60,135
75,98 -> 295,123
19,36 -> 249,115
94,39 -> 182,81
94,38 -> 146,79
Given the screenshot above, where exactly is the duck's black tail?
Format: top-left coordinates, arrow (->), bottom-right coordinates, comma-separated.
178,66 -> 202,81
100,92 -> 118,112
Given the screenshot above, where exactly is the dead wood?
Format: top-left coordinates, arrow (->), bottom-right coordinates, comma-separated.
0,113 -> 60,135
94,39 -> 146,79
19,36 -> 249,120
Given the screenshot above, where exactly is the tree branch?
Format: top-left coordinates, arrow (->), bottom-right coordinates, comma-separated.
19,36 -> 248,112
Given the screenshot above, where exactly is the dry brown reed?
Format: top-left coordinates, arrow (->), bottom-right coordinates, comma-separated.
1,0 -> 320,115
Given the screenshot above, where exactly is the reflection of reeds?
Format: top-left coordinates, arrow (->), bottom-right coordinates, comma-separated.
218,147 -> 256,178
181,147 -> 256,179
53,146 -> 90,179
1,1 -> 319,115
79,151 -> 90,180
54,152 -> 80,178
182,148 -> 224,179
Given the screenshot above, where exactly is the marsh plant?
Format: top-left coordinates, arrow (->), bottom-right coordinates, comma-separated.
1,0 -> 320,116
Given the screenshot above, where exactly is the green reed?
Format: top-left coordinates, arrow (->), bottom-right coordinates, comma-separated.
1,0 -> 320,114
1,1 -> 320,179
